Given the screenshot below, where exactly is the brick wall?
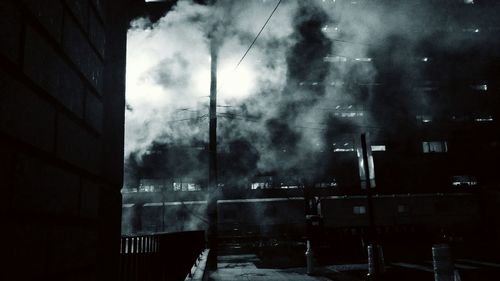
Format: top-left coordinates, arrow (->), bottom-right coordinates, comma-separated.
0,0 -> 129,280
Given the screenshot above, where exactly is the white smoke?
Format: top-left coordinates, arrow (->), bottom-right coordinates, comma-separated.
125,0 -> 297,159
125,0 -> 482,184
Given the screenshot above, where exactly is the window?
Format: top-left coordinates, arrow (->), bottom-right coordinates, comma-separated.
451,175 -> 478,187
474,115 -> 494,122
416,115 -> 432,123
353,206 -> 366,215
251,182 -> 269,189
371,145 -> 386,152
422,141 -> 448,153
470,84 -> 487,91
333,142 -> 355,152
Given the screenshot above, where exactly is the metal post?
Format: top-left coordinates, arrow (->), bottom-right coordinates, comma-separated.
361,133 -> 380,280
306,240 -> 314,275
432,243 -> 455,281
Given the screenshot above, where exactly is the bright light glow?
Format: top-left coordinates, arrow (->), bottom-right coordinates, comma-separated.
334,148 -> 355,152
324,55 -> 347,62
471,84 -> 488,91
452,175 -> 478,187
192,60 -> 257,101
371,145 -> 386,151
422,141 -> 448,153
462,28 -> 480,33
353,206 -> 366,214
218,63 -> 256,101
334,112 -> 364,118
475,116 -> 494,122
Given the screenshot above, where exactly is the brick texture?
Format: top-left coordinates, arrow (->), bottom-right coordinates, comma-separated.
24,26 -> 85,117
89,8 -> 106,57
22,0 -> 64,42
62,13 -> 104,95
0,0 -> 129,280
0,143 -> 15,211
80,179 -> 101,219
85,89 -> 104,133
0,69 -> 56,151
0,1 -> 22,63
46,226 -> 98,273
56,114 -> 102,174
12,154 -> 81,216
65,0 -> 89,32
5,222 -> 49,280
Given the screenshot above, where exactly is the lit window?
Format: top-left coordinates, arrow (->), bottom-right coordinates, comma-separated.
324,55 -> 347,62
451,175 -> 478,187
353,206 -> 366,214
471,84 -> 488,91
371,145 -> 386,152
333,142 -> 355,152
187,183 -> 201,191
474,116 -> 494,122
354,57 -> 372,62
416,115 -> 432,123
251,182 -> 267,189
462,28 -> 480,33
422,141 -> 448,153
334,112 -> 364,118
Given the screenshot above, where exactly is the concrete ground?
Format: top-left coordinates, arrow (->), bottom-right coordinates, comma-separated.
209,254 -> 500,281
208,255 -> 332,281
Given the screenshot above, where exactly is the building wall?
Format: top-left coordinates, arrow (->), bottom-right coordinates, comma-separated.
0,0 -> 128,280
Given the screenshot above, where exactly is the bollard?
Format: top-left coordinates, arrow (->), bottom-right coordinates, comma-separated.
432,244 -> 454,281
306,240 -> 314,275
367,244 -> 385,277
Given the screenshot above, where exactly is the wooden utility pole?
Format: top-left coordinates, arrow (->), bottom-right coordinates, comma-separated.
207,37 -> 219,270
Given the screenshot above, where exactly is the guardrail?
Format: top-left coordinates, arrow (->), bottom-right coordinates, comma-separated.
119,231 -> 205,281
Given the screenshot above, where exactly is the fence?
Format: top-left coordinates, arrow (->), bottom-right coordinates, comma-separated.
120,231 -> 205,281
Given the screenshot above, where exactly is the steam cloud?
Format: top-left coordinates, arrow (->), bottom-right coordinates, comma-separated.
124,0 -> 494,188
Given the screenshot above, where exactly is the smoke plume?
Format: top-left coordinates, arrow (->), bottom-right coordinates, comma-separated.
125,0 -> 497,188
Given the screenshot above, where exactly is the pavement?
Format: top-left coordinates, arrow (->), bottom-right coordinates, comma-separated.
208,255 -> 331,281
208,254 -> 500,281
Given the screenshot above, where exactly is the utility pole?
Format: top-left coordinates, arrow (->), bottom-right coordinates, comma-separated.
207,36 -> 219,270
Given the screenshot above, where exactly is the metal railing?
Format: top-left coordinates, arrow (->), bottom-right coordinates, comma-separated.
119,231 -> 205,281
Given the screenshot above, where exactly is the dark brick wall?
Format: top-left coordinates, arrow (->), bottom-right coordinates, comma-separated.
0,0 -> 129,280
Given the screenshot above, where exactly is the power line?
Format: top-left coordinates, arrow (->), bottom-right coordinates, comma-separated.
234,0 -> 283,70
166,115 -> 208,123
330,38 -> 374,47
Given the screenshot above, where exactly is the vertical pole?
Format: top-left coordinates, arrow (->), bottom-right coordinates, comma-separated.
207,37 -> 218,270
361,133 -> 379,280
209,37 -> 218,196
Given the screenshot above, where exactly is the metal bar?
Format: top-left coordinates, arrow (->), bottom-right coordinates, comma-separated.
361,133 -> 380,280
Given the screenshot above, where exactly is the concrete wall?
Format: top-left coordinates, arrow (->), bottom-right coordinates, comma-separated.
0,0 -> 128,280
